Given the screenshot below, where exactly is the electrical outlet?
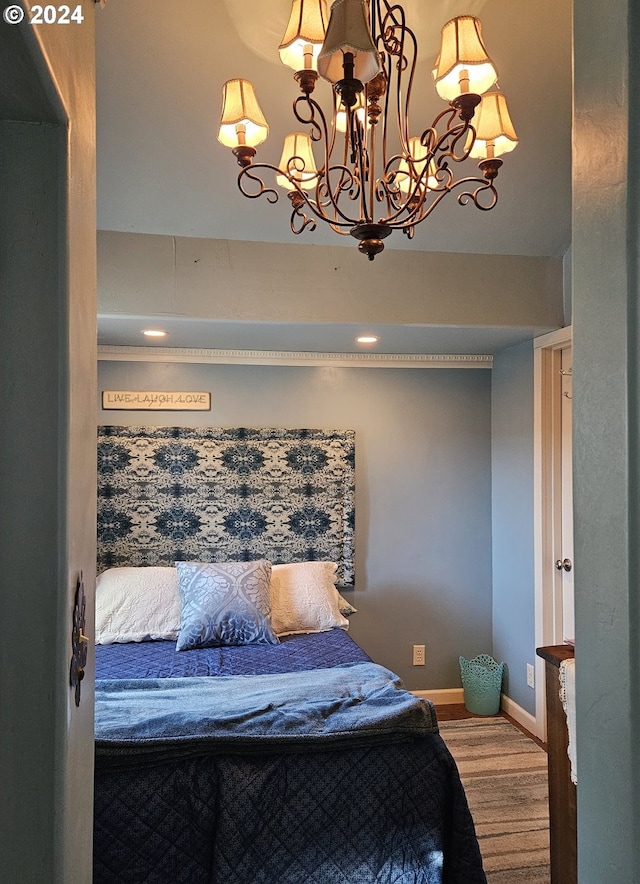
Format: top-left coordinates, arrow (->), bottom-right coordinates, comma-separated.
527,663 -> 535,688
413,644 -> 425,666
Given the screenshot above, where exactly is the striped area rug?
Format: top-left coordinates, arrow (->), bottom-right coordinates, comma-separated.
439,717 -> 550,883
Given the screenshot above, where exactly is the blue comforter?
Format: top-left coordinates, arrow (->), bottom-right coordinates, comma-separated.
94,634 -> 486,883
95,662 -> 438,756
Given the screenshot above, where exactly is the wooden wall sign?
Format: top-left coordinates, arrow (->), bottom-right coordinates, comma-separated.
102,391 -> 211,411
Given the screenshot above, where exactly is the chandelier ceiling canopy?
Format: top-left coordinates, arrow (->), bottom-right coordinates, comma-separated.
218,0 -> 518,260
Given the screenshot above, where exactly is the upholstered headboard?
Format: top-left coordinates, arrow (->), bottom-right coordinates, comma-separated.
97,426 -> 355,586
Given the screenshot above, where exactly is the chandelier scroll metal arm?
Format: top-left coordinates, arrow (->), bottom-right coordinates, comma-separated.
429,103 -> 480,163
293,93 -> 327,149
349,108 -> 373,222
237,163 -> 280,204
293,90 -> 367,229
381,173 -> 458,230
288,191 -> 318,234
317,170 -> 364,229
457,160 -> 503,212
378,1 -> 417,156
238,156 -> 359,232
375,98 -> 480,231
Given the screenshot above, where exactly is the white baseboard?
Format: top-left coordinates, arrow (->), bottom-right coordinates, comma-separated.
411,688 -> 464,704
411,688 -> 538,736
499,693 -> 538,737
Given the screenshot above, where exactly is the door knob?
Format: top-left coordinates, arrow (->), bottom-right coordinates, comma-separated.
555,558 -> 572,572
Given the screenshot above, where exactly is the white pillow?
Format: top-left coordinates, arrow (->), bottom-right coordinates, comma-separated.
269,561 -> 349,636
95,566 -> 181,644
337,593 -> 357,616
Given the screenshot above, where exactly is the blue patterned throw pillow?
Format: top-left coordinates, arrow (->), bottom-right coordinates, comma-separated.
175,560 -> 279,651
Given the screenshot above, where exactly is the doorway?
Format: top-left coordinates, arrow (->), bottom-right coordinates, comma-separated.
533,325 -> 573,739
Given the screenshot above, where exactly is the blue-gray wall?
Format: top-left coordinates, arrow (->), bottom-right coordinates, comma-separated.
491,341 -> 536,716
98,359 -> 493,691
0,10 -> 97,882
573,0 -> 640,876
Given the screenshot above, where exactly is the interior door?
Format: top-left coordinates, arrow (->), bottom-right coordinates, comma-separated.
559,345 -> 574,643
533,325 -> 573,738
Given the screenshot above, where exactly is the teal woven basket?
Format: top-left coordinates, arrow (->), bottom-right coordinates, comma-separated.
459,654 -> 504,715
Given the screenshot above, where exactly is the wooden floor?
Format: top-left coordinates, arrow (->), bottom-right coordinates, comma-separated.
433,703 -> 478,721
435,704 -> 546,750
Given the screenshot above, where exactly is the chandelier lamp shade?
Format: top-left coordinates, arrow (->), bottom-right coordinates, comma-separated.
317,0 -> 382,88
218,78 -> 269,167
467,91 -> 518,159
432,15 -> 498,101
218,0 -> 519,260
278,0 -> 329,85
276,132 -> 320,190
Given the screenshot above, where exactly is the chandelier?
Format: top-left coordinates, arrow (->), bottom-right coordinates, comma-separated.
218,0 -> 518,260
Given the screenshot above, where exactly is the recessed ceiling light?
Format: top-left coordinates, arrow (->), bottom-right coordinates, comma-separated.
356,335 -> 379,344
142,329 -> 167,338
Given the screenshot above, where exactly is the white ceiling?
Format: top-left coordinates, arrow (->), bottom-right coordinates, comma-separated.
97,314 -> 551,355
95,0 -> 572,354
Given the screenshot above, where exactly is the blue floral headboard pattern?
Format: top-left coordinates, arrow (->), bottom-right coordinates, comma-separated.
97,427 -> 355,586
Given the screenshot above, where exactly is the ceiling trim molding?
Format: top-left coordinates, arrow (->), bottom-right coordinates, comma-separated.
97,345 -> 493,369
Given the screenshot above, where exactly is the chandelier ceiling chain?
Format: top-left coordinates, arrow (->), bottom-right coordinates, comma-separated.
218,0 -> 518,260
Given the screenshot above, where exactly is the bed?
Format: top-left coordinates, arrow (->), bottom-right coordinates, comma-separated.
94,427 -> 486,883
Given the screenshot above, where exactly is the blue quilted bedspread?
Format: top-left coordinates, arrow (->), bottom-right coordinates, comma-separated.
94,633 -> 486,883
95,627 -> 371,678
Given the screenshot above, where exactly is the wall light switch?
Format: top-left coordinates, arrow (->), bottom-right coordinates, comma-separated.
413,644 -> 426,666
